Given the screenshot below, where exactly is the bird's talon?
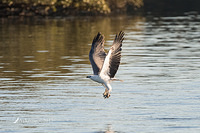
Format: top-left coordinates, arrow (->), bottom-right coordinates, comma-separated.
103,92 -> 110,98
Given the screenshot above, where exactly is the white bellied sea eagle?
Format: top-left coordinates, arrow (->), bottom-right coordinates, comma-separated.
86,31 -> 124,98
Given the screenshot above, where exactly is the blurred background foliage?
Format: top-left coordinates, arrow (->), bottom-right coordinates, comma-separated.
1,0 -> 143,16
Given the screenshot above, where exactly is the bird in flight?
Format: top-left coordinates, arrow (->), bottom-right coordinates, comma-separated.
87,31 -> 124,98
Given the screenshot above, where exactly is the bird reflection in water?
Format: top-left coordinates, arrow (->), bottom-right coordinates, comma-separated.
96,124 -> 121,133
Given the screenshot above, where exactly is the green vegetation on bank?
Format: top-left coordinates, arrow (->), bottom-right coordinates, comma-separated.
0,0 -> 143,16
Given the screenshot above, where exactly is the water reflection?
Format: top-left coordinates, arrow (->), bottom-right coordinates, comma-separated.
96,124 -> 116,133
0,13 -> 200,133
0,16 -> 144,82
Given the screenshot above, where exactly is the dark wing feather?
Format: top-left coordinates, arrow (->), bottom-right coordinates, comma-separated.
89,32 -> 106,75
108,31 -> 124,78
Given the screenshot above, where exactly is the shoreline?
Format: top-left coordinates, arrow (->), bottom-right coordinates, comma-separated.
0,1 -> 142,17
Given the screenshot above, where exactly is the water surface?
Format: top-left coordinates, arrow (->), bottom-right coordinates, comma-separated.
0,13 -> 200,132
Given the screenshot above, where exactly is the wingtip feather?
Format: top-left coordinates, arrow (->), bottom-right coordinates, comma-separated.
92,32 -> 105,47
114,31 -> 125,44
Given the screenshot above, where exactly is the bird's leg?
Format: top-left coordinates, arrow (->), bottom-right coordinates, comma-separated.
102,84 -> 108,98
102,84 -> 111,98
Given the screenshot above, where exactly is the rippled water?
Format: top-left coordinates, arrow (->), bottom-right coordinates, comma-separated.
1,13 -> 200,132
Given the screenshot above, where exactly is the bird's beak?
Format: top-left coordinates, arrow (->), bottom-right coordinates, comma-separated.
86,76 -> 89,78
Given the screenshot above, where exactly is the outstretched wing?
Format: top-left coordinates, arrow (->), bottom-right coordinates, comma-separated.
89,32 -> 107,75
100,31 -> 124,78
